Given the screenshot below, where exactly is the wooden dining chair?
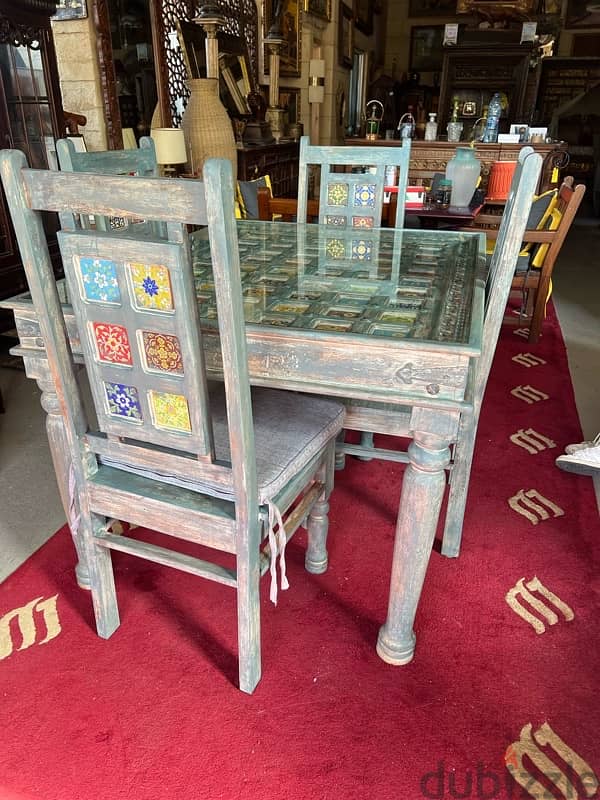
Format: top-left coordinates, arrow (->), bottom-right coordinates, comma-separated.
503,176 -> 585,342
56,136 -> 158,232
338,148 -> 543,558
0,150 -> 344,694
297,135 -> 411,228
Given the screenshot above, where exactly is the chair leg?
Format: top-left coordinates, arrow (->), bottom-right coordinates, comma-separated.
441,413 -> 478,558
236,518 -> 262,694
357,431 -> 375,461
306,450 -> 334,574
305,492 -> 330,574
528,266 -> 553,343
85,513 -> 120,638
335,429 -> 346,470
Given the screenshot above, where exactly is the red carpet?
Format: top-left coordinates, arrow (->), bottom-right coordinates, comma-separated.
1,306 -> 599,800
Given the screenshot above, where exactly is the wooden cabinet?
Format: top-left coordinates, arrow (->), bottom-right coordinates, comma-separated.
0,0 -> 64,330
344,139 -> 567,195
438,43 -> 533,138
534,57 -> 600,192
237,142 -> 299,197
535,57 -> 600,126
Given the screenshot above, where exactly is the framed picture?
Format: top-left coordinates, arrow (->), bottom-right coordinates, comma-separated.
409,0 -> 456,16
354,0 -> 374,35
510,123 -> 530,142
456,0 -> 536,14
54,0 -> 87,21
566,0 -> 600,27
279,88 -> 301,123
264,0 -> 301,77
304,0 -> 331,20
409,26 -> 444,72
339,3 -> 354,68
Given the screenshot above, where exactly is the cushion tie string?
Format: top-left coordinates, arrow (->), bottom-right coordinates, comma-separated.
267,501 -> 289,605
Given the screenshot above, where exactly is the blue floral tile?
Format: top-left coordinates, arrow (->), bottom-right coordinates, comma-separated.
79,257 -> 121,304
352,239 -> 373,261
104,381 -> 143,421
353,184 -> 376,208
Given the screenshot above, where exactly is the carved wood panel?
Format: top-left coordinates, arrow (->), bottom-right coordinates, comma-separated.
93,0 -> 122,150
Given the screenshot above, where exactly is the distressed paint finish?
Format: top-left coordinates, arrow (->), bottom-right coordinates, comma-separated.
339,149 -> 543,562
3,151 -> 543,669
3,217 -> 487,674
0,151 -> 342,694
297,137 -> 411,229
377,418 -> 457,664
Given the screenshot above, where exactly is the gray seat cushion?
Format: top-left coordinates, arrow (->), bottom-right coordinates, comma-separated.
100,386 -> 344,504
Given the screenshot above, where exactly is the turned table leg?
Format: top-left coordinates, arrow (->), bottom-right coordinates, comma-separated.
376,410 -> 457,665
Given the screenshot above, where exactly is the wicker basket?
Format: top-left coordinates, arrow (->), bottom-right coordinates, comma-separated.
181,78 -> 237,182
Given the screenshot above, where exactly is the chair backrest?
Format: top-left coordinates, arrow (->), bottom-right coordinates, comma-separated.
0,150 -> 255,510
529,176 -> 585,270
297,136 -> 411,228
476,147 -> 543,405
256,185 -> 399,226
56,136 -> 158,232
56,136 -> 157,177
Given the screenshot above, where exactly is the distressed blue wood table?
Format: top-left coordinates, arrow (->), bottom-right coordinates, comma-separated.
2,220 -> 486,667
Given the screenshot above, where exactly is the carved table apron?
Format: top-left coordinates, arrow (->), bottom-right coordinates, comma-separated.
2,221 -> 486,668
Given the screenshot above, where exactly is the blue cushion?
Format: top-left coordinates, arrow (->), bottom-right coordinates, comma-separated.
526,191 -> 555,230
237,176 -> 270,220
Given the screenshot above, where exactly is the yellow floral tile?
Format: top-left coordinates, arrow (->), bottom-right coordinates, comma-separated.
149,390 -> 191,433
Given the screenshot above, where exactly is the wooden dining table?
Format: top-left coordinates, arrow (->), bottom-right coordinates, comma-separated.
1,219 -> 486,668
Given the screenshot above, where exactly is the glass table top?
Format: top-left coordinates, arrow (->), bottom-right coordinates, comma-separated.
192,220 -> 485,346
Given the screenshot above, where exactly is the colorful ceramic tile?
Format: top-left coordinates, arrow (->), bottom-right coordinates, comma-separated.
352,239 -> 373,261
142,331 -> 184,374
353,184 -> 376,207
93,322 -> 133,365
149,391 -> 191,433
325,238 -> 347,260
352,216 -> 375,228
327,183 -> 349,206
325,215 -> 347,227
79,257 -> 121,304
109,216 -> 128,230
130,262 -> 174,312
104,381 -> 142,421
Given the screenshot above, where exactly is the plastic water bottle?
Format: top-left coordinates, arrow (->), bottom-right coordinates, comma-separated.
483,93 -> 502,143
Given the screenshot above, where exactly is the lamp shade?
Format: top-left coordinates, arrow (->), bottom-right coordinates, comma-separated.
151,127 -> 187,165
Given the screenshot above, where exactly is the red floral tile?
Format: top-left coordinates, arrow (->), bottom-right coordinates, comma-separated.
93,322 -> 133,365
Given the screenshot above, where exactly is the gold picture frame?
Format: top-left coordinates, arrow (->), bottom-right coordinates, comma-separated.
264,0 -> 302,77
304,0 -> 331,20
456,0 -> 537,17
339,2 -> 354,68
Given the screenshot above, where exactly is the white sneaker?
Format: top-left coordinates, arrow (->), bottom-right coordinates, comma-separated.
556,443 -> 600,476
564,432 -> 600,455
